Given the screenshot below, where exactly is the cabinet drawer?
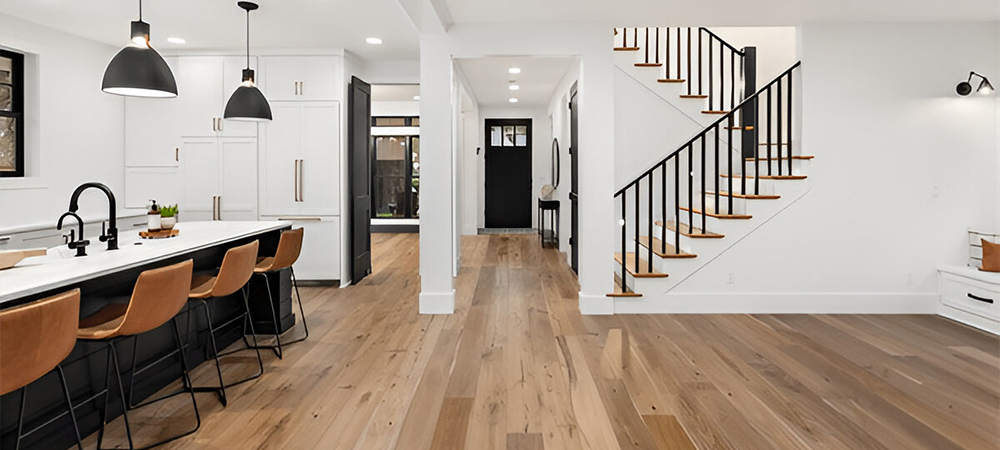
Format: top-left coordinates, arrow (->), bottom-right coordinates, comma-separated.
941,273 -> 999,320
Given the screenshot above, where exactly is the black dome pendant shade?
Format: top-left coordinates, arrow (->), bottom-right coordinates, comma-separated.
225,1 -> 272,122
102,1 -> 177,98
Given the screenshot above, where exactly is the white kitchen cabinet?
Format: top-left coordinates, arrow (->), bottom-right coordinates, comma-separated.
177,56 -> 259,138
261,216 -> 340,281
124,167 -> 181,209
261,56 -> 340,101
178,137 -> 258,221
124,58 -> 180,167
259,101 -> 340,216
938,265 -> 1000,334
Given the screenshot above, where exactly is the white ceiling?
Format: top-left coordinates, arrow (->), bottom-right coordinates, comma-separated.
444,0 -> 1000,24
0,0 -> 421,62
371,84 -> 420,102
456,56 -> 577,107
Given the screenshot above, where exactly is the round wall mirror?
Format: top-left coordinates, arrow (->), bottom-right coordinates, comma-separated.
551,138 -> 560,188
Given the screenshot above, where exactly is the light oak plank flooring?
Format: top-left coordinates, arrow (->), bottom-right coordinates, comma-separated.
83,234 -> 1000,450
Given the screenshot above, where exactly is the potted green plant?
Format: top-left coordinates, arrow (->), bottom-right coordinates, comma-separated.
159,204 -> 179,230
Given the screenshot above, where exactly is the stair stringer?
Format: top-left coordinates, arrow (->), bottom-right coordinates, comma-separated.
615,180 -> 811,313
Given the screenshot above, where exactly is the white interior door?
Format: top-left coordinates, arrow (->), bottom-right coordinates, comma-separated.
298,102 -> 340,216
259,102 -> 302,216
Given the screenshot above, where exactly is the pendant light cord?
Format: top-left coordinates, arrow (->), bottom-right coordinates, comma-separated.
245,9 -> 250,69
138,0 -> 143,21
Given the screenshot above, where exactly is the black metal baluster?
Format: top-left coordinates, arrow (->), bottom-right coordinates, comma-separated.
701,137 -> 707,234
741,115 -> 747,196
665,27 -> 670,78
633,27 -> 638,49
787,71 -> 793,175
621,193 -> 626,289
660,162 -> 666,254
655,28 -> 660,65
698,30 -> 703,96
728,115 -> 734,215
687,28 -> 692,95
730,50 -> 735,112
676,27 -> 681,80
754,95 -> 761,195
647,174 -> 653,272
777,78 -> 783,176
719,41 -> 724,111
675,156 -> 681,249
714,124 -> 720,217
687,143 -> 693,231
634,183 -> 639,274
766,86 -> 772,176
644,27 -> 649,64
708,38 -> 713,110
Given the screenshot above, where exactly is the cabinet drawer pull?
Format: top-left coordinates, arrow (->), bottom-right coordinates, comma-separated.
968,293 -> 995,304
293,160 -> 301,202
297,159 -> 304,202
132,223 -> 147,228
175,148 -> 179,162
277,217 -> 322,222
213,196 -> 222,221
0,236 -> 10,243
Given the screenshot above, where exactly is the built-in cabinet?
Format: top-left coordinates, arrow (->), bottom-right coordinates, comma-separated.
123,54 -> 344,281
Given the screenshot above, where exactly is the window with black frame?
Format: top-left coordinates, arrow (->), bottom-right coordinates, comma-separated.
0,49 -> 25,178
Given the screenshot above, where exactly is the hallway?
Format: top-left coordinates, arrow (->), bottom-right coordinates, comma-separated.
90,233 -> 999,450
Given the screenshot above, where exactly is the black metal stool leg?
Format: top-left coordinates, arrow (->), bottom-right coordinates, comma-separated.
103,341 -> 135,450
198,299 -> 228,406
290,267 -> 309,341
241,288 -> 266,379
14,386 -> 26,450
96,342 -> 113,450
262,274 -> 283,359
56,365 -> 85,450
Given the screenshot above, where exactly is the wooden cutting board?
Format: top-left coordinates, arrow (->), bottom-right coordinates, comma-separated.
0,248 -> 47,270
140,229 -> 180,239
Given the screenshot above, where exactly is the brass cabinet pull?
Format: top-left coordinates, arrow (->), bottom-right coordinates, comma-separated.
212,196 -> 222,220
277,216 -> 321,222
175,148 -> 179,162
297,159 -> 304,202
293,160 -> 300,202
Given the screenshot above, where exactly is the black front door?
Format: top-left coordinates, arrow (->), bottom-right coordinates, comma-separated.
348,76 -> 372,284
485,118 -> 532,229
569,83 -> 580,273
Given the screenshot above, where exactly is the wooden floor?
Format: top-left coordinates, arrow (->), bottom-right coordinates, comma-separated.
85,233 -> 1000,450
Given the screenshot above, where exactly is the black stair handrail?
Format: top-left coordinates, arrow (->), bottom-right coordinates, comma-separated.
613,61 -> 801,290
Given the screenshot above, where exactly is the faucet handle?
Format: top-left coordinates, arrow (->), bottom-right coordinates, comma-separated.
63,229 -> 75,244
99,221 -> 108,242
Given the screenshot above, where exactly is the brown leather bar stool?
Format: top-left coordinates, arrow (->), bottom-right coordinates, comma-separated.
249,227 -> 308,359
186,240 -> 265,407
77,260 -> 198,450
0,289 -> 84,450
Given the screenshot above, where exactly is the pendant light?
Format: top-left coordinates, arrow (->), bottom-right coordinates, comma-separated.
102,0 -> 177,98
224,1 -> 272,122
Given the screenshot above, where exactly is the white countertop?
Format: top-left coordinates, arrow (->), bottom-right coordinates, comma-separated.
0,221 -> 290,304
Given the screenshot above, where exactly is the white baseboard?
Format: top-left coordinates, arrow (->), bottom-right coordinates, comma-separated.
580,292 -> 614,315
937,303 -> 1000,335
419,290 -> 456,314
612,292 -> 939,314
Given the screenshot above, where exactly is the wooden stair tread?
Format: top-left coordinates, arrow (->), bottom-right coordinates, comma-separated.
679,94 -> 709,99
635,63 -> 663,67
614,253 -> 669,278
658,79 -> 686,83
655,220 -> 724,239
702,110 -> 730,114
608,273 -> 643,298
704,190 -> 781,200
725,126 -> 754,131
721,173 -> 807,180
614,47 -> 640,51
759,142 -> 791,146
638,236 -> 697,259
747,155 -> 814,161
679,206 -> 752,220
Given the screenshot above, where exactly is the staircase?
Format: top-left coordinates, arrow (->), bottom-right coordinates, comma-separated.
608,27 -> 810,311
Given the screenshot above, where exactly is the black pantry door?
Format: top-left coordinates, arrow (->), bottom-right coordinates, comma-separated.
485,118 -> 532,229
569,83 -> 580,273
348,76 -> 372,284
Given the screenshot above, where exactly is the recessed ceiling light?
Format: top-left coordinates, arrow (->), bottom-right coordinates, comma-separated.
508,67 -> 521,74
509,98 -> 518,103
509,84 -> 520,91
413,95 -> 420,100
366,37 -> 383,45
166,37 -> 186,44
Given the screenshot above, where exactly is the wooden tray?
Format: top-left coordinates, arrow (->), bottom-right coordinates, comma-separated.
140,229 -> 180,239
0,248 -> 47,270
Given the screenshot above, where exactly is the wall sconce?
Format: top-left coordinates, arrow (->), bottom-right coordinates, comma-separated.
956,72 -> 994,96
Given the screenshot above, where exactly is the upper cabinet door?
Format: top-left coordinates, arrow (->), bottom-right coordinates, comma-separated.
261,56 -> 340,102
177,57 -> 224,137
178,138 -> 221,218
220,56 -> 260,138
298,103 -> 341,216
125,58 -> 181,167
219,137 -> 259,220
259,103 -> 302,216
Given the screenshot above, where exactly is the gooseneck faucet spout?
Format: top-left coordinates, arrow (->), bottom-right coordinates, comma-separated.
57,211 -> 90,257
68,182 -> 118,251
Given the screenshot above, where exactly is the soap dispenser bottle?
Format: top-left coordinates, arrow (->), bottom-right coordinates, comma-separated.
147,199 -> 162,232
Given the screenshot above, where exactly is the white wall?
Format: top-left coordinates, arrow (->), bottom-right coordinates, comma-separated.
0,14 -> 125,230
546,63 -> 579,255
372,100 -> 419,117
712,27 -> 798,87
420,22 -> 616,314
474,107 -> 552,231
673,22 -> 1000,309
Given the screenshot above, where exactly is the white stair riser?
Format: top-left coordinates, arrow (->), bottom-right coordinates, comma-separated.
744,158 -> 809,176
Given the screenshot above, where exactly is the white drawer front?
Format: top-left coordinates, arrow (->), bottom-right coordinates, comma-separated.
941,274 -> 999,320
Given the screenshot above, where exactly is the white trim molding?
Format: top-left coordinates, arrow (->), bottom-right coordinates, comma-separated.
611,292 -> 939,315
579,292 -> 614,315
419,289 -> 456,314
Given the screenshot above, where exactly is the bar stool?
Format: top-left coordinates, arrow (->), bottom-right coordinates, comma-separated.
77,259 -> 198,450
250,227 -> 308,359
0,289 -> 84,450
187,240 -> 265,407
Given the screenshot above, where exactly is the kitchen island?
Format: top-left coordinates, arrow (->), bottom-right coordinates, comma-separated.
0,221 -> 294,450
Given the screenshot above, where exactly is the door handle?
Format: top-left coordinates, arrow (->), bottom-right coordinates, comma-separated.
175,148 -> 179,162
293,160 -> 301,202
277,216 -> 321,222
212,196 -> 222,221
